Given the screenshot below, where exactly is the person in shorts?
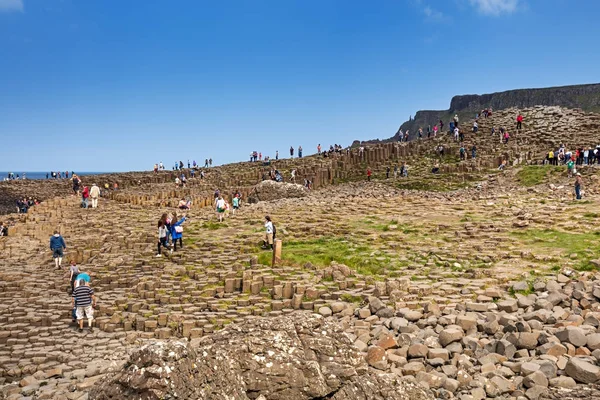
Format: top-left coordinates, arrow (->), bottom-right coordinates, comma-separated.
72,279 -> 96,333
50,231 -> 66,269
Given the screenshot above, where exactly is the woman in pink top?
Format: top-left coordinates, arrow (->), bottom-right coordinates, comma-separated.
433,125 -> 438,137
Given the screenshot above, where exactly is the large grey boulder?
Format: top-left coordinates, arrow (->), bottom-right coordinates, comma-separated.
89,313 -> 433,400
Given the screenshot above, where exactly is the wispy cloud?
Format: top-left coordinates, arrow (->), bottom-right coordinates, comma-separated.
423,6 -> 443,20
0,0 -> 24,13
469,0 -> 519,16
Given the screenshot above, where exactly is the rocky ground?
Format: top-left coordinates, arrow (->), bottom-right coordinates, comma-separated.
2,105 -> 600,399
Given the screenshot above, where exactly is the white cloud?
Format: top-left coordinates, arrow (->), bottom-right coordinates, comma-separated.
0,0 -> 23,12
423,6 -> 443,19
469,0 -> 519,16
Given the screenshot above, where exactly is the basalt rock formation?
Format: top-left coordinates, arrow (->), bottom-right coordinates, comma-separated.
89,313 -> 433,400
361,83 -> 600,143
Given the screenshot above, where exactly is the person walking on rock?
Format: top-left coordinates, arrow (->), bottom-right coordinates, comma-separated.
156,220 -> 170,257
81,185 -> 90,208
72,278 -> 96,333
72,174 -> 81,196
215,195 -> 226,222
575,173 -> 583,200
89,183 -> 100,208
50,231 -> 66,269
263,215 -> 274,250
169,213 -> 187,251
516,113 -> 523,130
69,261 -> 80,292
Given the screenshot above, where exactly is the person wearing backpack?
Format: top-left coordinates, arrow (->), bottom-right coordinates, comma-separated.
169,213 -> 186,251
263,215 -> 274,250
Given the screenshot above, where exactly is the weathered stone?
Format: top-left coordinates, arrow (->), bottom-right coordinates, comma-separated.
564,357 -> 600,384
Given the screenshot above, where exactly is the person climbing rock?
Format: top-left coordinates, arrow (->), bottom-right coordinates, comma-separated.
69,261 -> 80,292
50,231 -> 66,269
72,278 -> 96,333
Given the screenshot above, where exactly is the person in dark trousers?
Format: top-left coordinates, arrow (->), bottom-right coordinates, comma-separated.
169,214 -> 187,251
367,168 -> 372,181
516,113 -> 523,130
50,231 -> 66,270
575,173 -> 583,200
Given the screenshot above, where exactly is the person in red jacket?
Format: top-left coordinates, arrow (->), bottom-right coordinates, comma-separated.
367,168 -> 372,182
81,185 -> 89,209
516,113 -> 523,130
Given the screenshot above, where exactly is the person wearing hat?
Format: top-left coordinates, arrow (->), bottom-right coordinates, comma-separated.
575,173 -> 583,200
89,183 -> 100,208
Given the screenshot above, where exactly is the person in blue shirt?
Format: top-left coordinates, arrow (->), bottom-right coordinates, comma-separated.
169,214 -> 187,251
50,231 -> 66,269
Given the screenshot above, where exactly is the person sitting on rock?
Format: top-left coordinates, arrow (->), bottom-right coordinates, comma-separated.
178,198 -> 191,210
498,159 -> 507,170
431,162 -> 440,174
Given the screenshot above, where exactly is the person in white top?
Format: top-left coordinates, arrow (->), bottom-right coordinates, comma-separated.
454,127 -> 459,141
215,195 -> 226,222
263,215 -> 274,249
89,183 -> 100,208
291,169 -> 296,183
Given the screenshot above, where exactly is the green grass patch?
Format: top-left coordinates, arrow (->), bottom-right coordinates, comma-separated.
511,228 -> 600,271
257,237 -> 391,276
201,221 -> 227,230
516,165 -> 565,187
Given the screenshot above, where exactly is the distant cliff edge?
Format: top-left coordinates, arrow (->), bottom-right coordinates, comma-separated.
357,83 -> 600,145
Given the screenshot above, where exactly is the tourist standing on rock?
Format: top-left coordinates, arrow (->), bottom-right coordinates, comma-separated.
386,166 -> 390,179
215,195 -> 226,222
179,161 -> 184,170
567,158 -> 575,177
72,174 -> 81,196
393,164 -> 398,179
367,168 -> 372,181
275,150 -> 279,160
459,146 -> 466,160
291,169 -> 296,183
81,185 -> 90,208
90,183 -> 100,209
503,130 -> 510,144
298,146 -> 303,158
156,220 -> 170,257
453,114 -> 459,127
516,113 -> 523,130
401,162 -> 408,177
232,194 -> 240,215
72,278 -> 96,333
472,121 -> 478,133
290,146 -> 294,158
50,231 -> 66,269
209,158 -> 213,167
584,148 -> 590,165
433,124 -> 438,137
317,144 -> 321,153
427,125 -> 431,139
418,128 -> 423,140
471,144 -> 477,159
453,126 -> 459,142
159,161 -> 164,170
575,173 -> 583,200
263,215 -> 274,250
439,120 -> 444,132
205,159 -> 209,168
169,213 -> 187,251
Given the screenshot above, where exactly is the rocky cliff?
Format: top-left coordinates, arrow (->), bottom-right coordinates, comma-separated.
362,83 -> 600,143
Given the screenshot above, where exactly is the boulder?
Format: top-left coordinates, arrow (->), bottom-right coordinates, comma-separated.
89,313 -> 434,400
564,357 -> 600,384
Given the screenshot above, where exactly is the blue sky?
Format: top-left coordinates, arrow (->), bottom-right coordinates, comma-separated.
1,0 -> 599,172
